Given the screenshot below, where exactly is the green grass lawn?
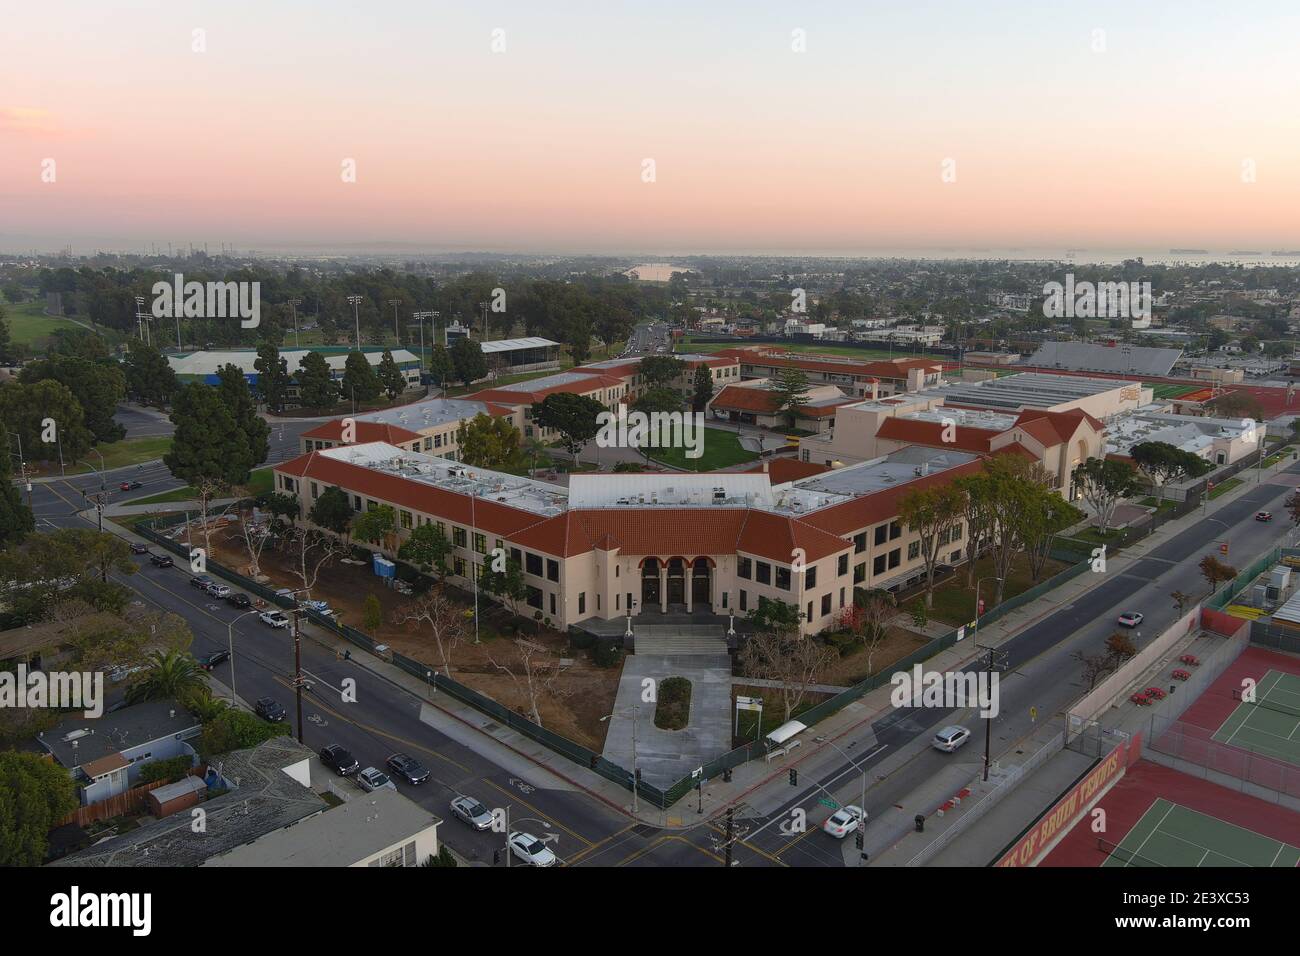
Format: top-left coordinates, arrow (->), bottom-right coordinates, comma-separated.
645,426 -> 757,471
1209,477 -> 1243,500
131,466 -> 273,505
923,554 -> 1069,626
1263,446 -> 1294,468
4,300 -> 90,349
732,684 -> 831,745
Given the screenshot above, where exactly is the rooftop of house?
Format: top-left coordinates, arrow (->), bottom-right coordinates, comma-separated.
38,699 -> 200,770
203,788 -> 441,867
50,737 -> 328,868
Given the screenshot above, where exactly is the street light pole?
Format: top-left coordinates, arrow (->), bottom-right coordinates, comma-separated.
973,575 -> 1002,641
227,608 -> 260,704
287,297 -> 302,349
347,295 -> 363,350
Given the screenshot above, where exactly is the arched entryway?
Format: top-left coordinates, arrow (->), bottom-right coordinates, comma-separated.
691,557 -> 712,608
641,558 -> 660,609
666,557 -> 686,607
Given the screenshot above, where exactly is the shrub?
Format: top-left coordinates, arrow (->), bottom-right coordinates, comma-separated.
137,755 -> 194,785
590,640 -> 623,668
654,676 -> 692,730
568,630 -> 595,650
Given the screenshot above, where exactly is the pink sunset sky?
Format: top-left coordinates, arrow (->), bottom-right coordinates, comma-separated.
3,1 -> 1299,253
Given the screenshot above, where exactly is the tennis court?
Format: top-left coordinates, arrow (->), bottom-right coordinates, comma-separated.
1212,670 -> 1300,766
1099,797 -> 1300,867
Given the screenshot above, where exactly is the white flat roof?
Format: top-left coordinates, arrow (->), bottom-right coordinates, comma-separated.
568,473 -> 775,509
479,337 -> 560,353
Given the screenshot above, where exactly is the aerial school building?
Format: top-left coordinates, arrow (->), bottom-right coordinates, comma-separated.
272,442 -> 983,636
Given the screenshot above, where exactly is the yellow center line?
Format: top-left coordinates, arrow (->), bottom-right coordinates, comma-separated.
616,833 -> 723,866
478,777 -> 595,848
564,822 -> 638,865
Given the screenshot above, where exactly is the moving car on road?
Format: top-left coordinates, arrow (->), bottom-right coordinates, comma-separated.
149,553 -> 174,568
197,650 -> 230,671
450,795 -> 494,830
508,831 -> 557,867
932,725 -> 972,753
319,744 -> 360,776
1256,511 -> 1273,522
255,697 -> 286,722
386,753 -> 430,785
119,480 -> 143,491
822,805 -> 866,838
130,542 -> 149,555
357,767 -> 397,793
1117,611 -> 1144,627
226,592 -> 253,609
259,610 -> 290,628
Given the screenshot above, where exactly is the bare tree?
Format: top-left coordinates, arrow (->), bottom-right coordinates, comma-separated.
738,631 -> 835,724
235,505 -> 275,579
485,638 -> 568,726
189,477 -> 232,561
398,589 -> 467,678
286,526 -> 347,601
1072,650 -> 1113,691
838,589 -> 896,678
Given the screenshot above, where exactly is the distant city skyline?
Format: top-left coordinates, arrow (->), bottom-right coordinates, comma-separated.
3,1 -> 1299,253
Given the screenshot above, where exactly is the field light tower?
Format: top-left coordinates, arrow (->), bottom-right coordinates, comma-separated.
347,295 -> 363,349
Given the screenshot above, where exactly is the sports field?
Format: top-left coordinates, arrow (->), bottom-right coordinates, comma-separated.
1213,670 -> 1300,766
1098,797 -> 1300,867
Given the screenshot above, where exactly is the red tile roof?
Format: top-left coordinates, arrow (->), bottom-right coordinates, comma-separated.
713,347 -> 939,381
874,417 -> 998,453
710,385 -> 848,419
803,458 -> 987,537
1013,408 -> 1103,443
300,420 -> 424,445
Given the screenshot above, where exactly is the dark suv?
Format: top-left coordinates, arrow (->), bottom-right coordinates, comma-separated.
226,592 -> 253,609
386,752 -> 430,785
197,650 -> 231,671
319,744 -> 360,776
149,553 -> 174,568
255,697 -> 287,722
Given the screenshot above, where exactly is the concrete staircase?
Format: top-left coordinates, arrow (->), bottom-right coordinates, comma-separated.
631,624 -> 729,657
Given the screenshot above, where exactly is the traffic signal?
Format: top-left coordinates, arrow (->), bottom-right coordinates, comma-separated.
789,769 -> 798,786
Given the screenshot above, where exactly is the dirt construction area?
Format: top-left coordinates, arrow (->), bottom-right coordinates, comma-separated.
198,520 -> 621,751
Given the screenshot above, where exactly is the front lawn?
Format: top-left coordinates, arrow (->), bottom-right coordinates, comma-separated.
654,677 -> 692,730
1209,477 -> 1242,500
919,553 -> 1071,626
67,436 -> 173,474
645,426 -> 757,472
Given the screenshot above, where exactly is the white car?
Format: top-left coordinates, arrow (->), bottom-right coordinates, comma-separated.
357,767 -> 397,793
822,805 -> 866,839
508,831 -> 557,867
450,795 -> 494,830
932,725 -> 972,753
1117,612 -> 1144,628
207,584 -> 231,599
260,610 -> 290,628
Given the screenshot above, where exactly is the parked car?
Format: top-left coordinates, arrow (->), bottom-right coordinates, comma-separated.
357,767 -> 397,793
386,753 -> 430,785
149,553 -> 174,568
507,831 -> 557,867
197,649 -> 231,671
1117,611 -> 1144,628
130,542 -> 149,555
226,592 -> 253,609
932,725 -> 972,753
119,480 -> 143,491
255,696 -> 287,722
190,575 -> 215,591
207,584 -> 232,599
450,795 -> 494,830
259,610 -> 290,628
822,805 -> 866,839
319,744 -> 360,776
1256,511 -> 1273,522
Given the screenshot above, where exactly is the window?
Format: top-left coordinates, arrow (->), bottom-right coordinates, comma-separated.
874,524 -> 888,546
550,593 -> 556,614
454,557 -> 466,577
821,594 -> 832,617
854,562 -> 866,584
722,591 -> 728,609
511,548 -> 522,565
952,523 -> 963,541
578,592 -> 586,615
806,601 -> 813,622
839,587 -> 845,608
453,527 -> 467,548
739,589 -> 748,611
310,482 -> 318,498
434,434 -> 443,448
908,540 -> 920,561
873,554 -> 886,575
888,548 -> 901,569
546,559 -> 560,582
400,510 -> 412,530
889,521 -> 902,541
838,554 -> 849,576
805,566 -> 817,589
775,567 -> 791,591
738,556 -> 752,579
527,586 -> 543,610
525,552 -> 543,576
472,533 -> 487,555
352,495 -> 362,512
424,437 -> 432,451
756,562 -> 771,585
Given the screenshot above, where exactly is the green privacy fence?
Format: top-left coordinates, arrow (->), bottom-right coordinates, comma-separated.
1204,546 -> 1283,610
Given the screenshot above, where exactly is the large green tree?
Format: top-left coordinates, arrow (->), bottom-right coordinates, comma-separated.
638,354 -> 686,389
450,337 -> 487,387
691,365 -> 714,412
531,392 -> 605,463
427,344 -> 455,389
18,355 -> 126,445
295,351 -> 337,410
216,364 -> 270,468
772,369 -> 811,430
0,751 -> 79,866
352,504 -> 397,546
377,349 -> 406,401
121,339 -> 178,406
0,449 -> 33,549
898,482 -> 967,608
308,486 -> 353,540
457,413 -> 523,471
164,382 -> 255,487
1074,457 -> 1140,535
397,522 -> 453,579
1129,441 -> 1213,499
124,649 -> 209,706
341,350 -> 381,404
0,378 -> 94,465
0,307 -> 13,365
254,342 -> 291,413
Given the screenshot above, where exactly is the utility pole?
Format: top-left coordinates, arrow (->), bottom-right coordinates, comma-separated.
292,608 -> 305,744
388,299 -> 402,343
977,644 -> 1009,782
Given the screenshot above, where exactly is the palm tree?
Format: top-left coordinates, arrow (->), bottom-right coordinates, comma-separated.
125,650 -> 209,706
524,436 -> 547,476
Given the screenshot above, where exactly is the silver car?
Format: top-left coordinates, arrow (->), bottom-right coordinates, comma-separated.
932,725 -> 972,753
450,795 -> 494,830
357,767 -> 397,793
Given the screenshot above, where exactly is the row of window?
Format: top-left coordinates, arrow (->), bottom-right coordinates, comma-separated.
737,586 -> 847,621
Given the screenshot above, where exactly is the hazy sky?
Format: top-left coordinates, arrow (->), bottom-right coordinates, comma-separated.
3,1 -> 1298,254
